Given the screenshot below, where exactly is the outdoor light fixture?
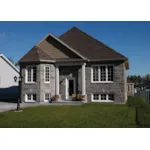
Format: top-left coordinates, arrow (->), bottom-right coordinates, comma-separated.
14,75 -> 23,112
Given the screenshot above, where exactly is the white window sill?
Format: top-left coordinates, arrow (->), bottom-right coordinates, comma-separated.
92,100 -> 114,102
25,100 -> 36,103
91,81 -> 114,84
44,100 -> 49,102
25,82 -> 36,84
44,82 -> 50,84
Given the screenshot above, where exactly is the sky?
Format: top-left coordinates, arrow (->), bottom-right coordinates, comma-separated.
0,21 -> 150,75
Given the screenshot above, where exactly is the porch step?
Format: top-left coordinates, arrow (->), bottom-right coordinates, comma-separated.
51,100 -> 82,104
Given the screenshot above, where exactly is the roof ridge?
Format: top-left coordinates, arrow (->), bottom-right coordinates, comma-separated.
0,54 -> 19,73
59,27 -> 127,60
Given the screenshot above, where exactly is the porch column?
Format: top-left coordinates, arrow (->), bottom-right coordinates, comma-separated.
82,63 -> 86,97
55,65 -> 59,95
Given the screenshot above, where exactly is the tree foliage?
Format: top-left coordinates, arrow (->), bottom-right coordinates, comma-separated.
127,74 -> 150,85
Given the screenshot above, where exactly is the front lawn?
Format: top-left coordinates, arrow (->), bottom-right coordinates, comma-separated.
0,103 -> 137,128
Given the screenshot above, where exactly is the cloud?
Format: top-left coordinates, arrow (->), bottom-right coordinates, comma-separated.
0,32 -> 6,39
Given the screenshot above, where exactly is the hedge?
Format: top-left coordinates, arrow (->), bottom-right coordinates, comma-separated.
136,107 -> 150,127
127,96 -> 147,108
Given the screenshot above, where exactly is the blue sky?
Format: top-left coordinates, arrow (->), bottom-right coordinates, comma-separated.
0,21 -> 150,75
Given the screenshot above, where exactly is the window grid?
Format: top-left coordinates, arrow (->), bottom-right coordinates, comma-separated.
93,66 -> 99,81
92,94 -> 114,101
93,94 -> 99,100
45,93 -> 51,101
100,66 -> 106,81
45,66 -> 50,82
26,66 -> 37,83
108,94 -> 114,101
27,94 -> 36,101
27,67 -> 32,82
33,67 -> 37,82
108,66 -> 113,81
92,65 -> 113,82
101,94 -> 106,100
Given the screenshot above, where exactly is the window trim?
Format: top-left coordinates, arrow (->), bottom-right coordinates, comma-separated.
91,93 -> 114,102
91,64 -> 114,83
25,65 -> 37,84
44,65 -> 50,83
25,94 -> 36,102
44,93 -> 51,102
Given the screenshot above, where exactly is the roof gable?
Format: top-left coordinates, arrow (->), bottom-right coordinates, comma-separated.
59,27 -> 128,61
37,34 -> 84,60
0,54 -> 19,73
18,46 -> 54,64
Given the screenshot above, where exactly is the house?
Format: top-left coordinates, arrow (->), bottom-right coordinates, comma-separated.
0,54 -> 19,100
17,27 -> 129,103
127,80 -> 135,96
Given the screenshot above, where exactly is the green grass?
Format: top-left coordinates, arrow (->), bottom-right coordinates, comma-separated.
0,103 -> 138,128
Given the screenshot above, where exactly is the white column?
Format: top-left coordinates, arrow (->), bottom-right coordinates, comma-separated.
55,65 -> 59,95
82,63 -> 86,96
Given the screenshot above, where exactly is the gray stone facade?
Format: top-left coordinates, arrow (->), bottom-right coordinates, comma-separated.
83,62 -> 126,103
20,61 -> 127,103
20,63 -> 55,103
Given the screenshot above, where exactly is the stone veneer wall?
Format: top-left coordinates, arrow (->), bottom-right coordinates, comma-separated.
40,64 -> 55,102
20,61 -> 127,103
78,61 -> 126,103
20,63 -> 55,102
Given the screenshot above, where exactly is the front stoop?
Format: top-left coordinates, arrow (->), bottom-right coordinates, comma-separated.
52,100 -> 83,105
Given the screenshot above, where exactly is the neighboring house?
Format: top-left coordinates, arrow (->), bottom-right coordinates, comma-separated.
127,80 -> 135,96
0,54 -> 19,99
17,27 -> 129,103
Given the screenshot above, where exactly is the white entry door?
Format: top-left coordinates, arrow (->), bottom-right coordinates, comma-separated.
65,78 -> 76,100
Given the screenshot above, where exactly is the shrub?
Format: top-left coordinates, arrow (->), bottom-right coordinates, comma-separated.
127,96 -> 146,108
51,95 -> 59,101
72,94 -> 85,101
136,107 -> 150,127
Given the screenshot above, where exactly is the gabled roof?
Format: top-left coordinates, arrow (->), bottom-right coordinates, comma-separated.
18,46 -> 55,64
59,27 -> 128,61
37,33 -> 86,60
18,27 -> 129,68
0,54 -> 19,73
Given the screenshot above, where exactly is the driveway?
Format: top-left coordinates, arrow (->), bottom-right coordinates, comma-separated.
0,102 -> 17,112
0,101 -> 82,112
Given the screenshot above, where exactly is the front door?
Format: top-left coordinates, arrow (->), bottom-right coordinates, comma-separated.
65,78 -> 76,100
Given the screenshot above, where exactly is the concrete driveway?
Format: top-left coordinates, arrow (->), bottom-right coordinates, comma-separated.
0,102 -> 17,112
0,101 -> 82,112
0,102 -> 40,112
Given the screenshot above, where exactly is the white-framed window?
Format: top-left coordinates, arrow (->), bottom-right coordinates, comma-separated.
92,93 -> 114,102
44,93 -> 51,101
91,65 -> 114,83
44,66 -> 50,83
26,66 -> 37,83
26,94 -> 36,102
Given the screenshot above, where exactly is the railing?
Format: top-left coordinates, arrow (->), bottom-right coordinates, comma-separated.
135,90 -> 150,103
